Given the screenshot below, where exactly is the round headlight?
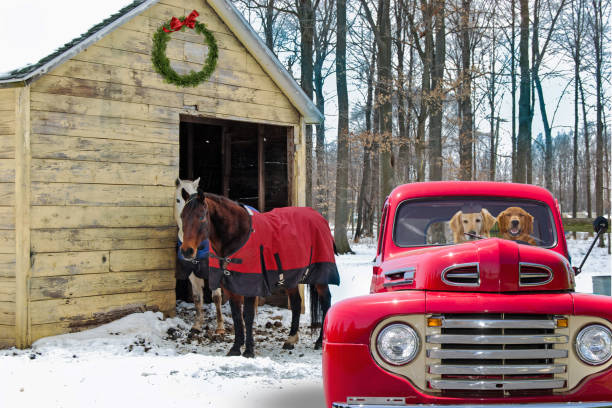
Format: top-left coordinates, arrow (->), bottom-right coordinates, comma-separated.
575,324 -> 612,365
376,323 -> 420,365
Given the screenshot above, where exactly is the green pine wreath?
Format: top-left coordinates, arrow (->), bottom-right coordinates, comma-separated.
151,17 -> 218,87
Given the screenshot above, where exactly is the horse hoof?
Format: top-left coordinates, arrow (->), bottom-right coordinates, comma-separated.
243,350 -> 255,358
282,342 -> 295,350
227,347 -> 242,356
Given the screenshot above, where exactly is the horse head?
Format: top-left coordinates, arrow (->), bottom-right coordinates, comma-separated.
174,177 -> 199,241
180,188 -> 210,261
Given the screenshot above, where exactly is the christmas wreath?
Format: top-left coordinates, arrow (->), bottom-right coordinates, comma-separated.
151,10 -> 218,87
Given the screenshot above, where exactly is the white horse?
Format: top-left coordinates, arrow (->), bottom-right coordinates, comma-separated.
175,178 -> 225,335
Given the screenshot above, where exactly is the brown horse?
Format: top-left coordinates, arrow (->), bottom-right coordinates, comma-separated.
180,190 -> 339,357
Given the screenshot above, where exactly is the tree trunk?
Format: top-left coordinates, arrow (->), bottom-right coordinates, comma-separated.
428,0 -> 446,181
298,0 -> 314,207
489,27 -> 497,181
458,0 -> 473,181
354,146 -> 371,242
334,0 -> 352,253
592,0 -> 604,220
579,76 -> 592,217
517,0 -> 531,183
378,0 -> 394,201
511,0 -> 518,182
400,45 -> 415,183
534,73 -> 553,191
355,50 -> 376,242
314,48 -> 327,218
264,0 -> 275,53
394,0 -> 408,184
572,59 -> 580,218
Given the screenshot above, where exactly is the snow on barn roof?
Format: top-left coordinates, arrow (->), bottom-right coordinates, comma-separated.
0,0 -> 323,123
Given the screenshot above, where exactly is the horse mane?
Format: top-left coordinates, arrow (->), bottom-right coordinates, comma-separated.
202,192 -> 241,209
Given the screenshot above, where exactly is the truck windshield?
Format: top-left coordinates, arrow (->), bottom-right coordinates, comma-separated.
393,198 -> 557,248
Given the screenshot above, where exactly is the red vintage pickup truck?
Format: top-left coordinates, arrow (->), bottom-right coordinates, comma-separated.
323,181 -> 612,407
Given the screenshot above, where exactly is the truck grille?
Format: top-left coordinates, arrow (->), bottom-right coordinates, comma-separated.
426,314 -> 568,397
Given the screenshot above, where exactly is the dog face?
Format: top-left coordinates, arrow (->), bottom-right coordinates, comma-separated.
450,208 -> 496,242
497,207 -> 534,239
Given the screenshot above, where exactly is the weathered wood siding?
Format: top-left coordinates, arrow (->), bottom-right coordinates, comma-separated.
0,87 -> 16,347
22,0 -> 301,343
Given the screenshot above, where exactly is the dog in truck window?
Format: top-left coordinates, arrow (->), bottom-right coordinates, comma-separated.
497,206 -> 536,245
449,205 -> 497,243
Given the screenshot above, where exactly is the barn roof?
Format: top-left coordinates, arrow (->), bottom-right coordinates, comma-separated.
0,0 -> 323,123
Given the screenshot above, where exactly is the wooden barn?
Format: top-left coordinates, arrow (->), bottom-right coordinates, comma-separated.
0,0 -> 321,348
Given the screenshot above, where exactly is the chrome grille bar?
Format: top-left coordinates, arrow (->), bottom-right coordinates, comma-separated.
426,334 -> 568,344
521,272 -> 551,278
429,364 -> 566,375
445,272 -> 479,279
429,379 -> 565,391
427,348 -> 568,359
441,318 -> 556,329
382,280 -> 413,288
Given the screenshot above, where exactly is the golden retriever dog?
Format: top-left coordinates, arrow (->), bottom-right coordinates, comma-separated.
497,206 -> 536,245
449,207 -> 497,243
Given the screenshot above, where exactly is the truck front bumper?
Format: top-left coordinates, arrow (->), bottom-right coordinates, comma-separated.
333,401 -> 612,408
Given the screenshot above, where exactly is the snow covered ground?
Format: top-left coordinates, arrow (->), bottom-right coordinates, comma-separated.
568,233 -> 612,294
0,237 -> 609,408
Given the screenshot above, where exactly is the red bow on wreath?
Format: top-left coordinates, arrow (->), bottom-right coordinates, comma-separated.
163,10 -> 199,33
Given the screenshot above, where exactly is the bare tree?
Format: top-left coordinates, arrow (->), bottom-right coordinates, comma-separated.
458,0 -> 474,180
590,0 -> 608,222
313,0 -> 336,217
360,0 -> 394,201
532,0 -> 567,190
579,75 -> 593,217
560,0 -> 586,216
517,0 -> 532,183
428,1 -> 446,180
334,0 -> 353,253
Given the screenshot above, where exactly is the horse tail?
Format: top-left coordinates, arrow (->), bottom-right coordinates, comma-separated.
333,239 -> 338,256
310,284 -> 322,329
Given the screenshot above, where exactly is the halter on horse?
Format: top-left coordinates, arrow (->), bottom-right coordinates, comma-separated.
180,190 -> 339,357
175,178 -> 225,335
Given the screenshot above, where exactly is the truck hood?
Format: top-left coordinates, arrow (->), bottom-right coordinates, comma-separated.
377,238 -> 574,293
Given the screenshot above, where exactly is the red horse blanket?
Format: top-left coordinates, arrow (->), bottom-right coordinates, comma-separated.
208,207 -> 339,297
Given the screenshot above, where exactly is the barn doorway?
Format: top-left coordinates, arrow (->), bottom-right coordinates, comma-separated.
176,115 -> 293,301
178,116 -> 292,210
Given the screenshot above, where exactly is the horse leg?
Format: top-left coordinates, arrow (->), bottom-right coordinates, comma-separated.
189,273 -> 205,334
242,296 -> 257,358
314,284 -> 331,350
227,294 -> 244,356
212,288 -> 225,335
282,288 -> 302,350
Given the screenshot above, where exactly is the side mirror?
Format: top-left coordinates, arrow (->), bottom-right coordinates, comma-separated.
576,215 -> 609,274
593,216 -> 609,234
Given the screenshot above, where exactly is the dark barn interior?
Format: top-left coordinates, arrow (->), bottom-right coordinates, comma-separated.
176,116 -> 292,301
179,116 -> 290,210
